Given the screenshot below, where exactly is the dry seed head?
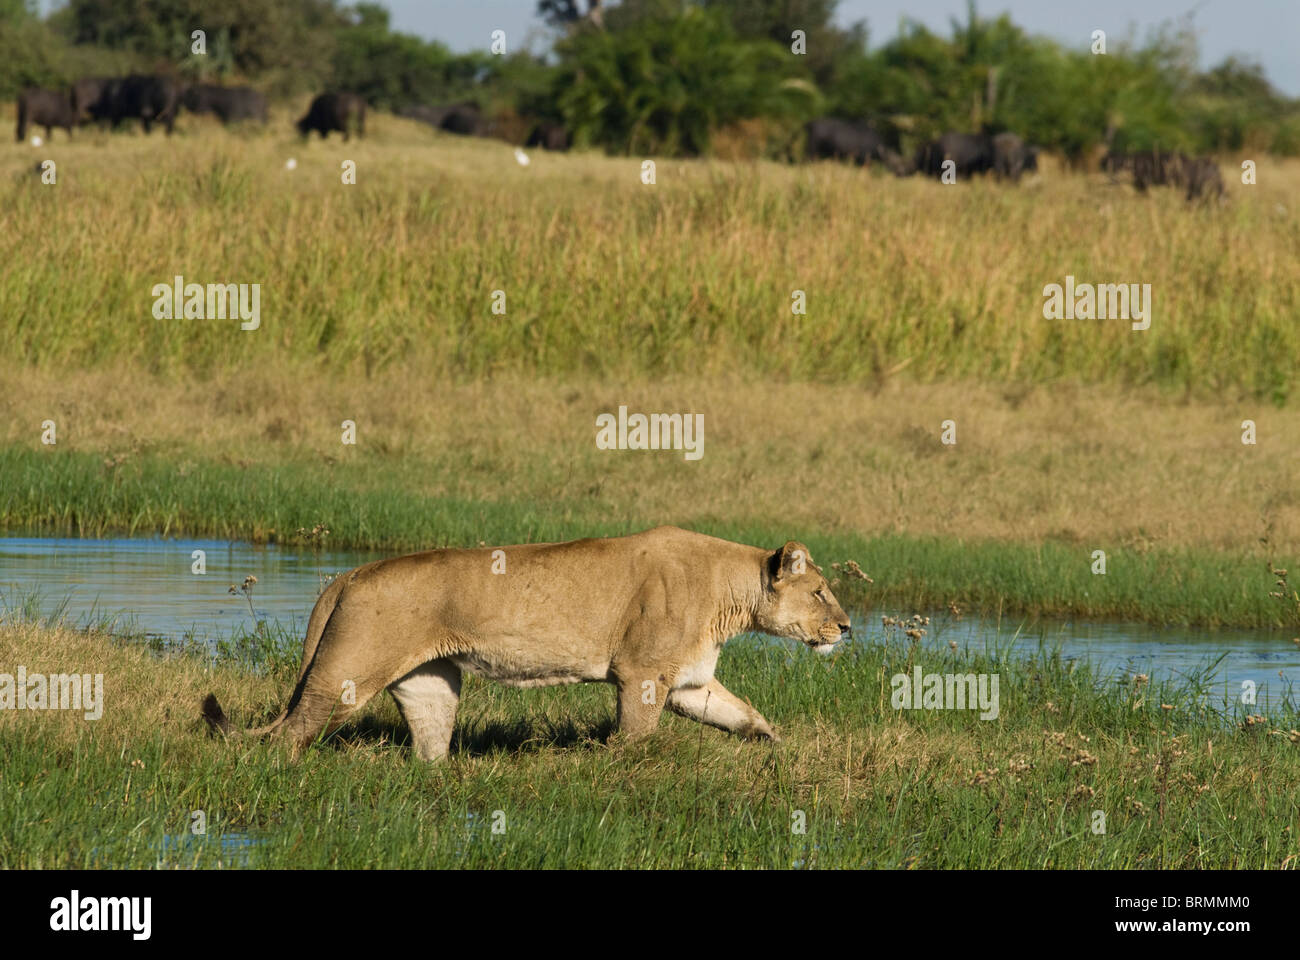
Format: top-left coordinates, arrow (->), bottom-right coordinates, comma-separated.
841,560 -> 873,582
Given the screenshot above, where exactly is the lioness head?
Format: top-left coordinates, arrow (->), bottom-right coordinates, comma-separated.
757,541 -> 852,654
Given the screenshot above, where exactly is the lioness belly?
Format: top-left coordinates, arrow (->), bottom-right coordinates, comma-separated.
449,646 -> 611,688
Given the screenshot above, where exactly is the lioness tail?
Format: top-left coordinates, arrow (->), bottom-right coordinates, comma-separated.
201,693 -> 233,736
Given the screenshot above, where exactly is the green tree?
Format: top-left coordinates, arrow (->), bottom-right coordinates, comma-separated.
554,5 -> 811,155
331,16 -> 486,108
55,0 -> 347,93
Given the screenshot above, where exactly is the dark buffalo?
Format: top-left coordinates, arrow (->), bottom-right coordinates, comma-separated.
1130,150 -> 1174,192
1103,147 -> 1221,202
438,103 -> 484,136
297,92 -> 366,141
804,117 -> 907,174
71,77 -> 120,127
991,132 -> 1039,182
1183,156 -> 1224,202
1106,148 -> 1186,192
109,74 -> 182,134
1100,147 -> 1131,177
913,131 -> 996,180
15,88 -> 76,142
524,120 -> 571,152
399,101 -> 485,137
182,84 -> 268,125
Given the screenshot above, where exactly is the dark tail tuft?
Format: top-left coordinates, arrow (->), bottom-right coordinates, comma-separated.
201,693 -> 232,735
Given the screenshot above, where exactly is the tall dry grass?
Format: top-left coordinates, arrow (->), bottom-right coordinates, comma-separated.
1,110 -> 1297,400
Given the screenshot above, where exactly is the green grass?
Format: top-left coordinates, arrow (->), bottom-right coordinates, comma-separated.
0,445 -> 1295,628
2,617 -> 1297,869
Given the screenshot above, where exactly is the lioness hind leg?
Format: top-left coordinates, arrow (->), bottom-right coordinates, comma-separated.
277,649 -> 393,754
388,659 -> 461,761
667,678 -> 780,742
278,682 -> 376,756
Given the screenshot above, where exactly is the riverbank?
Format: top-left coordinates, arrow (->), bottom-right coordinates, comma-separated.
1,619 -> 1295,868
1,371 -> 1296,628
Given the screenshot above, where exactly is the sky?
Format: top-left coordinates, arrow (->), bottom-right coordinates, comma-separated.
381,0 -> 1300,95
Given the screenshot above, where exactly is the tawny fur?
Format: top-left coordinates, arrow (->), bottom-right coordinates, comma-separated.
202,526 -> 852,760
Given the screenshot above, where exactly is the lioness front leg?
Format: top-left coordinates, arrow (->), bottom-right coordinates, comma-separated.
667,678 -> 780,742
613,673 -> 669,741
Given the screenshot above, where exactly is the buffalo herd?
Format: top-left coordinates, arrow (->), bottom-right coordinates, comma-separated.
1102,146 -> 1225,201
19,75 -> 255,138
807,121 -> 1040,183
909,129 -> 1040,181
297,92 -> 366,141
11,80 -> 1225,201
13,77 -> 568,151
797,116 -> 1224,201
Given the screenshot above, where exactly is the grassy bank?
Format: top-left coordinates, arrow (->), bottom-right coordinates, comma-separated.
2,371 -> 1298,627
1,114 -> 1298,400
0,442 -> 1295,628
1,619 -> 1296,869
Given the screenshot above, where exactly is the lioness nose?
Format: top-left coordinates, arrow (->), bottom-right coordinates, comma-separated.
840,624 -> 852,641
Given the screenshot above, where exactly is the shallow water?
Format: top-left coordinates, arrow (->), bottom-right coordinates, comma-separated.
1,536 -> 1296,707
0,535 -> 372,643
155,831 -> 263,869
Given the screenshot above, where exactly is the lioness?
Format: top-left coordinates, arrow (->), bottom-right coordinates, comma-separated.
202,526 -> 851,760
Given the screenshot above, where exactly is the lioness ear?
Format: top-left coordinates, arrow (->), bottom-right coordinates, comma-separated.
768,541 -> 811,583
